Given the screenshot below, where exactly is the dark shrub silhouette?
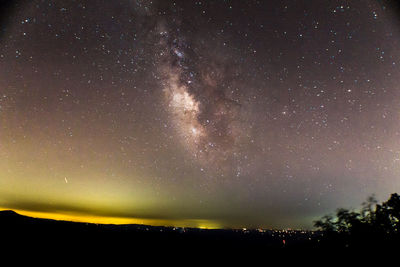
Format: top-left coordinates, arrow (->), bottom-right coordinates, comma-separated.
314,193 -> 400,249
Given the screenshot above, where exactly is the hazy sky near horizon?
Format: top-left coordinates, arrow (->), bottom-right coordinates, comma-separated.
1,0 -> 400,229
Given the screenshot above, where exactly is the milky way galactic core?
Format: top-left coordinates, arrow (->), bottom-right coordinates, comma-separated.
1,0 -> 400,229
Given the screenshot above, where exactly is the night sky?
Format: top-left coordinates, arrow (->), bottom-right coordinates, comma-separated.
1,0 -> 400,229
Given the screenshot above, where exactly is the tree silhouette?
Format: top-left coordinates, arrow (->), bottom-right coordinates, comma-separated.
314,193 -> 400,249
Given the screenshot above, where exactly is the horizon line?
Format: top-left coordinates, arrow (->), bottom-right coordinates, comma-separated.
0,208 -> 311,231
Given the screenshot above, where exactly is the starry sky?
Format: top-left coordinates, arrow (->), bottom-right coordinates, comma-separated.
1,0 -> 400,229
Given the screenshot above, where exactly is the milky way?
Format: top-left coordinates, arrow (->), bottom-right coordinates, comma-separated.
1,0 -> 400,229
157,19 -> 249,172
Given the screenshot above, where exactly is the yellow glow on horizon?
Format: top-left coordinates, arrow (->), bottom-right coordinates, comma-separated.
0,207 -> 223,229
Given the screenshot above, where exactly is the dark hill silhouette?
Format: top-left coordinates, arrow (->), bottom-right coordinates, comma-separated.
0,209 -> 318,254
0,210 -> 19,217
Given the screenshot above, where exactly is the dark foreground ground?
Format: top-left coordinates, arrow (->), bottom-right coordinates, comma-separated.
0,210 -> 321,254
3,210 -> 399,262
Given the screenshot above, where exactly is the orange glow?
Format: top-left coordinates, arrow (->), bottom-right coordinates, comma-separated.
0,208 -> 223,229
